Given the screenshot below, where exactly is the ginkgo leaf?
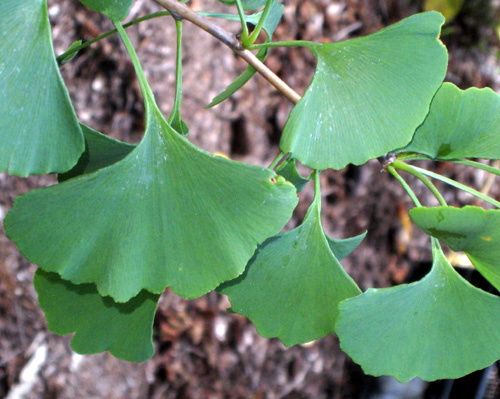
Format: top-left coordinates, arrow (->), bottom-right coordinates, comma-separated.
0,0 -> 84,177
5,101 -> 298,303
6,19 -> 298,303
59,124 -> 135,182
275,157 -> 311,193
79,0 -> 134,21
280,12 -> 448,170
410,206 -> 500,293
403,83 -> 500,160
327,231 -> 367,261
35,269 -> 159,362
206,0 -> 284,108
336,242 -> 500,382
218,179 -> 361,346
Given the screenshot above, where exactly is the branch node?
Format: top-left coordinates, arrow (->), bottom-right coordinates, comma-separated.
378,153 -> 397,172
152,0 -> 300,103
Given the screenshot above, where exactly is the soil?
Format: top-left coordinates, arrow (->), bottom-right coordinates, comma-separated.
1,0 -> 500,398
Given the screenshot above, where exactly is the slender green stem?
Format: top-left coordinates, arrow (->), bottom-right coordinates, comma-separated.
268,152 -> 285,169
153,0 -> 301,103
113,21 -> 154,103
392,161 -> 447,207
168,19 -> 183,124
431,237 -> 443,255
234,0 -> 249,41
248,40 -> 312,50
243,0 -> 273,47
411,165 -> 500,209
301,170 -> 321,221
57,11 -> 171,65
311,169 -> 322,216
396,152 -> 433,162
452,159 -> 500,178
387,166 -> 422,207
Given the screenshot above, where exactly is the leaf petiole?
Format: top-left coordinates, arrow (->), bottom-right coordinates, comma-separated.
167,19 -> 187,134
234,0 -> 250,42
113,21 -> 155,104
268,152 -> 285,169
392,160 -> 447,206
309,169 -> 322,217
386,165 -> 422,207
411,165 -> 500,209
248,40 -> 312,50
56,11 -> 171,66
396,152 -> 432,162
242,0 -> 273,47
452,159 -> 500,178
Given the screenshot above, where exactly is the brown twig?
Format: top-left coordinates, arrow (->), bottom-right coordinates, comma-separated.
152,0 -> 301,104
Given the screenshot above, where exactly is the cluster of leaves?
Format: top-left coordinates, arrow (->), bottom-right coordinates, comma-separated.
3,0 -> 500,382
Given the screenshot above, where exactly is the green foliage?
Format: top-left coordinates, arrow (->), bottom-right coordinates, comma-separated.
4,0 -> 500,382
217,0 -> 267,10
403,82 -> 500,160
327,231 -> 367,261
275,158 -> 311,192
411,206 -> 500,293
337,241 -> 500,382
35,270 -> 159,362
79,0 -> 134,21
206,0 -> 284,107
0,0 -> 84,177
280,12 -> 448,170
5,101 -> 298,302
57,40 -> 83,66
218,174 -> 362,346
59,124 -> 135,182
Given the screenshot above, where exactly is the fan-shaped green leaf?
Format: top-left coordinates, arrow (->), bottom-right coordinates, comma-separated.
79,0 -> 134,21
218,190 -> 361,346
5,102 -> 298,302
276,158 -> 311,193
206,1 -> 284,108
410,206 -> 500,292
59,124 -> 135,182
280,12 -> 448,170
35,269 -> 159,362
403,83 -> 500,160
336,243 -> 500,382
0,0 -> 84,177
